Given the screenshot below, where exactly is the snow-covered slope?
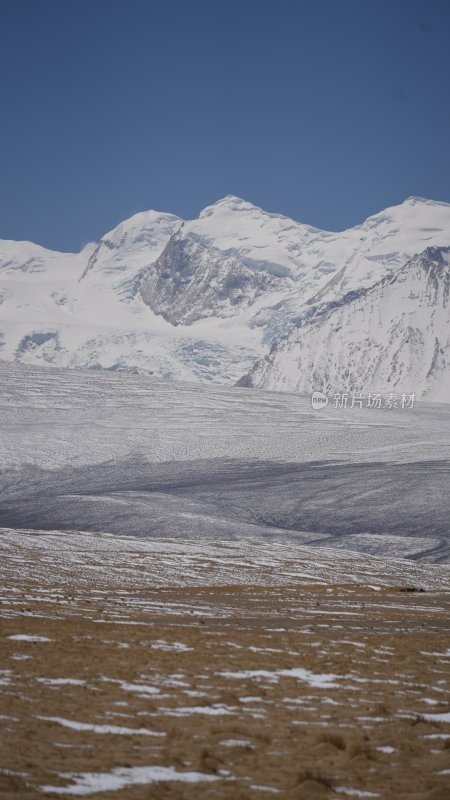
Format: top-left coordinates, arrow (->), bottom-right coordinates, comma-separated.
1,361 -> 449,561
166,195 -> 324,277
140,195 -> 450,339
0,195 -> 450,396
0,238 -> 90,280
79,210 -> 182,300
251,195 -> 450,339
239,246 -> 450,400
139,195 -> 325,325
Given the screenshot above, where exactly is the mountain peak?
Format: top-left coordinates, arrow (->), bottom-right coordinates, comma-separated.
401,195 -> 450,210
404,195 -> 433,205
102,209 -> 182,241
199,195 -> 258,218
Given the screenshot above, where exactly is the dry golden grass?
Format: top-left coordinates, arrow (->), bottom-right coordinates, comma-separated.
1,533 -> 450,799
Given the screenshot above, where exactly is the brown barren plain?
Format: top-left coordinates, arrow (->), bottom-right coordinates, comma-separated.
1,531 -> 449,800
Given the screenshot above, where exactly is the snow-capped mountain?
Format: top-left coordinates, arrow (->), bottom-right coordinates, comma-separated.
0,195 -> 449,397
239,246 -> 450,402
79,210 -> 182,298
143,195 -> 450,347
140,232 -> 291,326
140,195 -> 322,325
250,195 -> 450,339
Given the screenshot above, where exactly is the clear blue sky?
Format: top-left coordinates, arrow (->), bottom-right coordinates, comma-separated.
1,0 -> 449,251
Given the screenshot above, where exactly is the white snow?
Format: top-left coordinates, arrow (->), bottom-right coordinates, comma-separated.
37,678 -> 86,686
335,789 -> 379,798
39,765 -> 218,795
220,739 -> 254,748
150,640 -> 192,652
8,634 -> 51,642
421,711 -> 450,723
245,246 -> 450,399
1,361 -> 449,566
157,704 -> 235,716
103,680 -> 160,696
37,717 -> 165,736
0,670 -> 12,686
219,668 -> 339,689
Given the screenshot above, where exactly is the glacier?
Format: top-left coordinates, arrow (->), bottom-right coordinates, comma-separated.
1,361 -> 449,562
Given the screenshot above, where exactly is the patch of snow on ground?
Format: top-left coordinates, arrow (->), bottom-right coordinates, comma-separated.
37,717 -> 165,736
421,711 -> 450,723
158,704 -> 235,716
37,678 -> 86,687
335,789 -> 380,798
40,765 -> 219,795
219,667 -> 339,689
150,640 -> 192,652
8,634 -> 51,642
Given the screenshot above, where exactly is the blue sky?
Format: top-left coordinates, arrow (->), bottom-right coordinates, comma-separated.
1,0 -> 449,251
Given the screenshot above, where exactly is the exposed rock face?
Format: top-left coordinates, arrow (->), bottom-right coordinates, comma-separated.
140,229 -> 291,325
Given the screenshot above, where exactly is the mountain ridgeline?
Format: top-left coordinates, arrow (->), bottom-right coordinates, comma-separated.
0,195 -> 449,399
237,246 -> 450,400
